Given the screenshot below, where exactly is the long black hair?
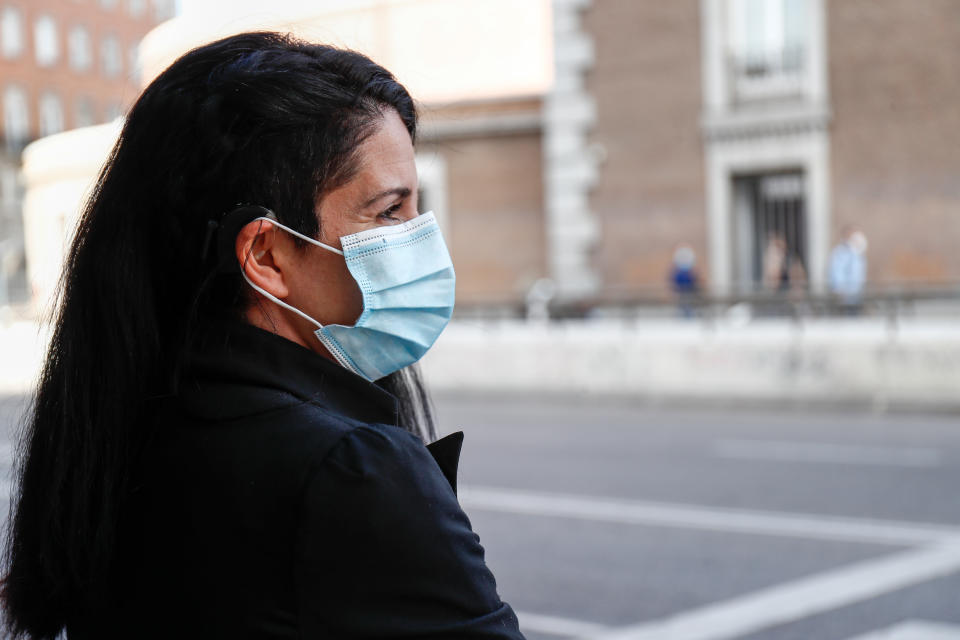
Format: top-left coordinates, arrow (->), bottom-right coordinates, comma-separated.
2,31 -> 436,638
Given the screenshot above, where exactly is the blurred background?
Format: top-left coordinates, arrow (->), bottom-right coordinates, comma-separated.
0,1 -> 959,639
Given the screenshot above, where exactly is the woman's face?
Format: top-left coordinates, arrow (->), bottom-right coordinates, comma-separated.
282,108 -> 419,346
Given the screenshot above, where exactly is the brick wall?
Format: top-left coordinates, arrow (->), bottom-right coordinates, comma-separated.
583,0 -> 707,295
828,0 -> 960,284
0,0 -> 163,139
418,98 -> 546,304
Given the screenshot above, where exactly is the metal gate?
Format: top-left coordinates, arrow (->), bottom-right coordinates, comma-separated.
733,171 -> 807,292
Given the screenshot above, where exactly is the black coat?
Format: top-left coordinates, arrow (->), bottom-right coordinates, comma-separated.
69,322 -> 524,639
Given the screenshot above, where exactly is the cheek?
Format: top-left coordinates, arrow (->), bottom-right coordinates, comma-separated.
313,254 -> 364,325
341,266 -> 364,322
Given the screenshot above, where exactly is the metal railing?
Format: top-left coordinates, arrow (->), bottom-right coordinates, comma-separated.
728,47 -> 805,103
452,283 -> 960,326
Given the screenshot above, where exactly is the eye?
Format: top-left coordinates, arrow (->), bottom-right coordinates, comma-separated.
377,202 -> 404,223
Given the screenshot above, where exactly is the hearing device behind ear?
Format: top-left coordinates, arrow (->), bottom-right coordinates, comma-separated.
214,205 -> 277,274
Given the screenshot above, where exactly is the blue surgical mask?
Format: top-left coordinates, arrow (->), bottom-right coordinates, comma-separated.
240,212 -> 455,381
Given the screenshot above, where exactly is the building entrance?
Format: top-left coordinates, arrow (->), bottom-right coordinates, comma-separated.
733,171 -> 808,293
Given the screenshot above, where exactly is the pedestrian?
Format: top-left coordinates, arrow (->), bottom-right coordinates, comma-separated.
2,32 -> 524,639
828,226 -> 868,314
669,243 -> 699,318
760,233 -> 807,315
762,233 -> 790,292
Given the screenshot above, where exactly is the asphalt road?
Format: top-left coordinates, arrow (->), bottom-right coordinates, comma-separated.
433,393 -> 960,640
1,392 -> 958,639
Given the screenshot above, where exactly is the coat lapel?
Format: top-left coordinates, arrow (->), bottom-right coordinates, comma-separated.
426,431 -> 464,496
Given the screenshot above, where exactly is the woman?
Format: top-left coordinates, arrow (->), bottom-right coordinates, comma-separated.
3,32 -> 524,639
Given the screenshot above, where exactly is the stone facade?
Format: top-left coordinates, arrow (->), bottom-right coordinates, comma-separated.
542,0 -> 600,300
827,0 -> 960,285
582,0 -> 707,296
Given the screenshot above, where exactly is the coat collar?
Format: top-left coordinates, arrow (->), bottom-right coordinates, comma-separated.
177,321 -> 463,493
178,320 -> 399,426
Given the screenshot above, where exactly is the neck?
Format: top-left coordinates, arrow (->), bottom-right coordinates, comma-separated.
243,303 -> 337,364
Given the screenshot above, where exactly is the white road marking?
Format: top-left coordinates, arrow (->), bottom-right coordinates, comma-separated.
460,486 -> 960,546
845,620 -> 960,640
587,542 -> 960,640
515,611 -> 610,638
713,440 -> 943,468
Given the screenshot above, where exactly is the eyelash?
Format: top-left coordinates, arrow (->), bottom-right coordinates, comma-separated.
378,202 -> 403,220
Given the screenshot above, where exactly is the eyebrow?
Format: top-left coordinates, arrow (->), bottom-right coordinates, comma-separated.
361,187 -> 411,209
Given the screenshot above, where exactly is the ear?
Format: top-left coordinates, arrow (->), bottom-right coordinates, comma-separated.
235,219 -> 290,299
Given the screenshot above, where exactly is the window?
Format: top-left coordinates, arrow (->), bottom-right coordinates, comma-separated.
34,15 -> 59,67
127,0 -> 145,17
728,0 -> 807,101
4,86 -> 29,149
74,96 -> 95,128
68,25 -> 92,71
100,34 -> 121,77
39,92 -> 64,136
1,7 -> 23,59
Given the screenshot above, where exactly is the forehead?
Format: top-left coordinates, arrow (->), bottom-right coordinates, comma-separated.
351,110 -> 416,190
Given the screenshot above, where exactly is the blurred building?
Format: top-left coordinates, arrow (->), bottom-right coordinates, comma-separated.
18,0 -> 960,314
22,0 -> 555,312
582,0 -> 959,301
0,0 -> 172,306
428,0 -> 960,308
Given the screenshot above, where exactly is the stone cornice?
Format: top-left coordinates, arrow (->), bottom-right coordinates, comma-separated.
701,103 -> 832,142
418,112 -> 542,141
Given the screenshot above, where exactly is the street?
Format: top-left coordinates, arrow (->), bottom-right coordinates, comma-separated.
435,394 -> 960,640
1,392 -> 959,639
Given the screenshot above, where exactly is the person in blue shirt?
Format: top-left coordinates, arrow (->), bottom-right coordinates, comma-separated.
828,226 -> 868,313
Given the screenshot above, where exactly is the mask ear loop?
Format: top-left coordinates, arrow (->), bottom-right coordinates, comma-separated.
238,217 -> 342,331
250,216 -> 344,256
